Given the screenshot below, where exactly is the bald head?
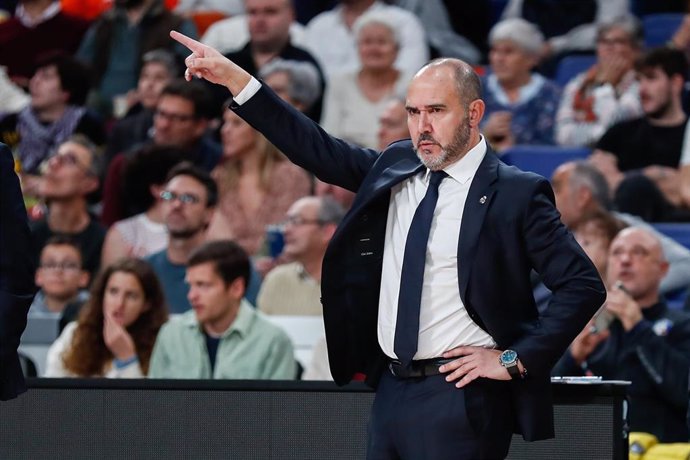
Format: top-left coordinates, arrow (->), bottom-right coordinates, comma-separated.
414,58 -> 482,108
611,227 -> 665,262
607,227 -> 667,306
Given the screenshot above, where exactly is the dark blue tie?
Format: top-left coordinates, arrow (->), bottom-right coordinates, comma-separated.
394,170 -> 447,367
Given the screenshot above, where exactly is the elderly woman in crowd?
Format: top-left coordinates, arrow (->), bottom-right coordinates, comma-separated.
207,107 -> 311,257
45,258 -> 167,377
555,16 -> 644,147
259,58 -> 321,115
481,18 -> 562,152
321,10 -> 410,149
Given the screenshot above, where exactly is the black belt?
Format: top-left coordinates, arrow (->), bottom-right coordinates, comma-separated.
388,358 -> 455,378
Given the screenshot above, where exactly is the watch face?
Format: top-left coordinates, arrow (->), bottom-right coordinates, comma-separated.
501,350 -> 517,365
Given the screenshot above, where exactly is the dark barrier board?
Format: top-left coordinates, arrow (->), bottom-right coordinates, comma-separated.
0,380 -> 628,460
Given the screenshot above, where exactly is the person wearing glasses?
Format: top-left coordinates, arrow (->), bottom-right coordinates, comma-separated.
31,135 -> 106,279
257,196 -> 345,316
103,48 -> 181,167
30,235 -> 90,333
145,162 -> 217,314
555,15 -> 644,148
45,257 -> 168,378
146,161 -> 263,313
0,52 -> 106,196
553,227 -> 690,442
100,79 -> 221,226
100,145 -> 188,268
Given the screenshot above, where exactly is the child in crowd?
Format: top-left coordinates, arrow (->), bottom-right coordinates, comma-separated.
29,235 -> 90,334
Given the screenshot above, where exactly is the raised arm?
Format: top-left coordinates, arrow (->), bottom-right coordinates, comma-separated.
171,31 -> 251,96
171,31 -> 378,191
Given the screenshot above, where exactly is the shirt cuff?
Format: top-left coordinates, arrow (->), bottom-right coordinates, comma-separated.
113,355 -> 139,369
233,77 -> 262,106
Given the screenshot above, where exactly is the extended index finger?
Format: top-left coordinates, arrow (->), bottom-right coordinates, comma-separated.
170,30 -> 204,52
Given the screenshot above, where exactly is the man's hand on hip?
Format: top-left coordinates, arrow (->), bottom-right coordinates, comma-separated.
440,346 -> 517,388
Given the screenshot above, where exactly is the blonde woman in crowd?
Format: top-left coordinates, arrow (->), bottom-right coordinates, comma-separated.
207,107 -> 310,256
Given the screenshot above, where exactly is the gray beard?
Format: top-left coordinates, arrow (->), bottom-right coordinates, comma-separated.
415,116 -> 471,170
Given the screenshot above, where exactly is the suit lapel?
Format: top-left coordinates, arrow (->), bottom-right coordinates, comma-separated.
458,151 -> 499,302
349,158 -> 424,215
329,157 -> 423,248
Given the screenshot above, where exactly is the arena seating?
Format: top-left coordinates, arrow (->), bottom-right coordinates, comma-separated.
642,13 -> 685,47
501,145 -> 591,180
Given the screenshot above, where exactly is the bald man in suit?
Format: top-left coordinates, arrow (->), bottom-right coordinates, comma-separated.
172,32 -> 605,459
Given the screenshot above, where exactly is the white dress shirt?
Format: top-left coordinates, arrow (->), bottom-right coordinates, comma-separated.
233,78 -> 496,361
378,139 -> 496,360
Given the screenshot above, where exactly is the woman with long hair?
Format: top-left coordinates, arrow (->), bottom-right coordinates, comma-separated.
206,108 -> 311,257
45,258 -> 168,377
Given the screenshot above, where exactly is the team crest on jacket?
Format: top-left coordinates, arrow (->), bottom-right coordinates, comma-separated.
652,318 -> 673,336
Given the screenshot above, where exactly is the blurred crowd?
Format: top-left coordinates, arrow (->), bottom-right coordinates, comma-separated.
5,0 -> 690,448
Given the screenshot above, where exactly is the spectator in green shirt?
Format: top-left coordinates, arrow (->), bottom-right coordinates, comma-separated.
148,240 -> 296,380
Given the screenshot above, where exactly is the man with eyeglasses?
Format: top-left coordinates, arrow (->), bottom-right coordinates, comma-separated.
148,162 -> 262,313
257,196 -> 344,316
554,227 -> 690,442
31,135 -> 106,279
0,52 -> 106,195
146,162 -> 218,314
101,79 -> 221,226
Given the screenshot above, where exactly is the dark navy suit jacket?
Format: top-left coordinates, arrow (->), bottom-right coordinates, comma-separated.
0,143 -> 36,400
233,86 -> 606,441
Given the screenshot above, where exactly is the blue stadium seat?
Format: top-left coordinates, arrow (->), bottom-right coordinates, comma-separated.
642,13 -> 685,47
554,54 -> 596,87
501,145 -> 591,180
652,222 -> 690,250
